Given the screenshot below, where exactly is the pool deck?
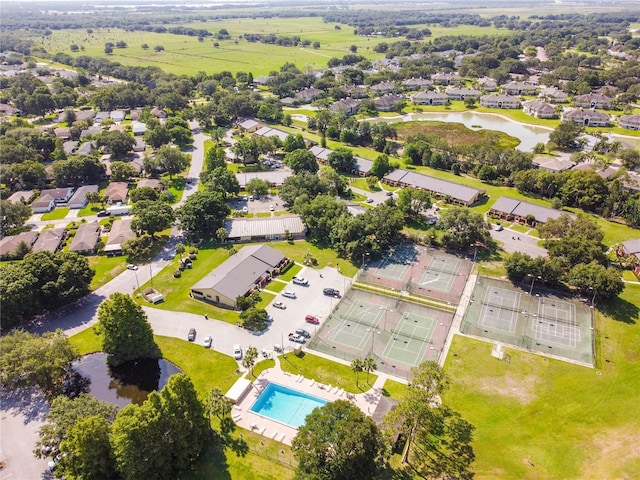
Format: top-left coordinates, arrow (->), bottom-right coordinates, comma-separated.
232,356 -> 388,445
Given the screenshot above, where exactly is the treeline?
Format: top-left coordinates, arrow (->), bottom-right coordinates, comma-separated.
243,33 -> 317,48
0,251 -> 95,329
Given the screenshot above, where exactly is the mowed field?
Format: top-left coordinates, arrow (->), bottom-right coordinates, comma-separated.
444,283 -> 640,479
34,17 -> 506,76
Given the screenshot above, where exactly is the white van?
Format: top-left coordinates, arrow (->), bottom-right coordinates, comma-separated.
282,290 -> 297,299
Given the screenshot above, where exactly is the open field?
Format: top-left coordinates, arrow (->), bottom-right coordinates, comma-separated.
88,255 -> 127,290
444,283 -> 640,479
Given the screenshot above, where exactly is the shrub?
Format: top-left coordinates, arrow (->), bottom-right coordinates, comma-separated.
173,271 -> 182,278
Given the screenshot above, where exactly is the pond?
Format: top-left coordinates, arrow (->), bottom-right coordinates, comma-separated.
72,353 -> 182,408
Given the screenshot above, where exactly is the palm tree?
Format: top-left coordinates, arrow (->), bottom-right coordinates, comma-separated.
351,358 -> 364,387
363,356 -> 377,385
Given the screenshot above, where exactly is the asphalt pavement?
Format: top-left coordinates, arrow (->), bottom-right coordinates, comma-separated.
490,227 -> 547,258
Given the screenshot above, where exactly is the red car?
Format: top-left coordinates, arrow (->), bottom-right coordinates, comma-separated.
305,315 -> 320,325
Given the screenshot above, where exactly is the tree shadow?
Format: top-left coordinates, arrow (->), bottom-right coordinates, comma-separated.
188,435 -> 232,480
599,296 -> 638,325
217,419 -> 249,458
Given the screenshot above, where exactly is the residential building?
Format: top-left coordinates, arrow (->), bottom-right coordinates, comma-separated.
501,81 -> 538,96
489,197 -> 574,225
342,85 -> 368,99
432,72 -> 463,85
254,126 -> 289,143
309,146 -> 332,165
619,114 -> 640,131
39,188 -> 74,204
54,127 -> 71,139
383,170 -> 483,206
476,77 -> 497,92
0,231 -> 39,258
132,122 -> 147,136
445,87 -> 482,101
68,185 -> 99,209
63,140 -> 79,156
224,216 -> 306,243
104,219 -> 135,254
150,107 -> 167,119
137,179 -> 163,191
7,190 -> 34,204
294,87 -> 323,103
69,222 -> 101,254
190,244 -> 290,308
539,86 -> 568,103
370,81 -> 396,95
329,98 -> 361,116
411,91 -> 449,106
562,109 -> 610,127
103,182 -> 129,204
237,118 -> 262,133
522,100 -> 556,119
31,197 -> 56,213
374,94 -> 405,112
573,93 -> 612,110
236,170 -> 291,188
403,77 -> 432,91
480,94 -> 521,109
32,228 -> 65,253
532,156 -> 575,173
110,110 -> 125,123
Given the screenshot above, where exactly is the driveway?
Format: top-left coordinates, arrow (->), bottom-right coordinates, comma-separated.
350,186 -> 394,206
229,194 -> 287,215
490,227 -> 547,258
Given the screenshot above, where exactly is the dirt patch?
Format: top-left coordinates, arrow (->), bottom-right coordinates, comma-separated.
473,373 -> 538,404
579,425 -> 640,479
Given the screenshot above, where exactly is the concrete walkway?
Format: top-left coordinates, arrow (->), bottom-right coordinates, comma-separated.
440,273 -> 478,366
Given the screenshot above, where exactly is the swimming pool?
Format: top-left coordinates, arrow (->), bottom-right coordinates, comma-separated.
250,383 -> 327,428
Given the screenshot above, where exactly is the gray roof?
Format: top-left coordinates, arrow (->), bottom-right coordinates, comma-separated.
7,190 -> 34,204
236,170 -> 291,188
353,157 -> 373,174
225,216 -> 306,239
32,228 -> 65,253
105,219 -> 134,250
68,185 -> 99,206
192,245 -> 286,300
621,239 -> 640,256
383,170 -> 481,204
69,223 -> 100,253
490,197 -> 574,223
309,146 -> 332,161
254,126 -> 289,142
40,187 -> 73,202
238,118 -> 261,130
0,231 -> 39,256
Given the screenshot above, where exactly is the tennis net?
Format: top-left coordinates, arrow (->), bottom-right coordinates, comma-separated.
533,311 -> 577,327
339,313 -> 380,330
480,301 -> 521,315
425,261 -> 460,276
390,327 -> 431,344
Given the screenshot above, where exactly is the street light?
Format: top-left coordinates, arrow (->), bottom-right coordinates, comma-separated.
589,287 -> 596,309
471,242 -> 478,264
379,306 -> 393,331
526,274 -> 542,319
362,252 -> 369,270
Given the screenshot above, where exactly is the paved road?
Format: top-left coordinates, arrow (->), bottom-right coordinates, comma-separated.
350,185 -> 395,206
490,227 -> 547,258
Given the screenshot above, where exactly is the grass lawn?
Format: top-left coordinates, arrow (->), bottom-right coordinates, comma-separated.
163,175 -> 186,204
88,255 -> 127,290
279,351 -> 377,394
381,379 -> 408,400
443,283 -> 640,479
509,223 -> 530,234
265,279 -> 288,293
622,270 -> 638,281
41,207 -> 70,221
78,204 -> 104,217
279,263 -> 302,281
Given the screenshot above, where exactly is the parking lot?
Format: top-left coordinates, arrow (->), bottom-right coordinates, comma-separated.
228,194 -> 287,215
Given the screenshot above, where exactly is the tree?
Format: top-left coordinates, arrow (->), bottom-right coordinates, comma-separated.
203,145 -> 227,171
383,361 -> 475,480
129,186 -> 159,203
216,227 -> 229,243
437,207 -> 492,252
231,136 -> 259,165
565,261 -> 624,302
58,415 -> 116,480
280,172 -> 327,205
242,346 -> 259,376
292,400 -> 385,480
327,147 -> 355,172
206,386 -> 233,420
156,145 -> 190,179
0,329 -> 79,397
52,156 -> 105,187
283,148 -> 319,174
109,161 -> 138,181
351,358 -> 364,387
245,177 -> 270,197
175,191 -> 230,239
239,307 -> 268,332
0,199 -> 31,235
85,190 -> 102,207
370,154 -> 392,179
132,200 -> 175,238
283,134 -> 306,152
396,187 -> 431,219
96,130 -> 135,159
144,124 -> 171,149
95,293 -> 161,367
175,243 -> 185,259
35,393 -> 118,460
549,122 -> 583,150
362,356 -> 377,385
122,234 -> 154,261
203,166 -> 240,198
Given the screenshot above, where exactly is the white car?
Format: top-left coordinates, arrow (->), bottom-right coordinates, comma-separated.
233,344 -> 242,360
292,276 -> 308,286
203,336 -> 212,348
273,301 -> 286,309
127,264 -> 138,270
269,204 -> 274,211
282,290 -> 297,299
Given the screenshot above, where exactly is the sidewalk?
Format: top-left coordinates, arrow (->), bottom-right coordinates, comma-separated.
439,273 -> 478,366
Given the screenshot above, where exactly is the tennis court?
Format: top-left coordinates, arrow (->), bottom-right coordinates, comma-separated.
461,277 -> 594,366
358,243 -> 472,305
308,287 -> 454,378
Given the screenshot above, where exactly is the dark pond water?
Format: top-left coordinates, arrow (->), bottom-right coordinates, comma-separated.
72,353 -> 181,408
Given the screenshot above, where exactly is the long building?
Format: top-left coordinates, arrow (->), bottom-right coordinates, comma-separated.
382,170 -> 483,206
488,197 -> 575,225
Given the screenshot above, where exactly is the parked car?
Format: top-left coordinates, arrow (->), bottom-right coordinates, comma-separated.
288,333 -> 306,344
233,344 -> 242,360
292,276 -> 308,286
323,287 -> 340,297
203,336 -> 212,348
366,198 -> 374,203
282,290 -> 297,299
127,264 -> 138,270
494,224 -> 504,231
305,315 -> 319,325
386,191 -> 393,196
97,210 -> 110,217
187,328 -> 196,342
273,301 -> 286,309
269,204 -> 274,211
295,328 -> 311,338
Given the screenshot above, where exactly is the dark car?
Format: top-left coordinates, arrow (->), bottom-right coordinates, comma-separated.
295,328 -> 311,338
187,328 -> 196,341
323,287 -> 340,297
97,210 -> 110,217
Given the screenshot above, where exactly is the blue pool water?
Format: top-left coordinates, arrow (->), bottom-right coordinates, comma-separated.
250,383 -> 327,428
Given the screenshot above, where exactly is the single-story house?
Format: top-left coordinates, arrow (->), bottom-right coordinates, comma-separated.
330,98 -> 361,116
237,118 -> 262,133
573,93 -> 612,110
489,197 -> 574,225
370,81 -> 396,95
342,85 -> 368,99
69,222 -> 101,254
476,77 -> 498,92
539,86 -> 568,103
132,122 -> 147,136
103,182 -> 129,204
374,94 -> 405,112
309,146 -> 333,165
236,170 -> 291,188
130,109 -> 142,121
480,94 -> 521,109
619,114 -> 640,131
54,127 -> 71,139
108,124 -> 126,133
68,185 -> 99,209
403,77 -> 432,91
31,197 -> 56,213
445,87 -> 482,101
0,103 -> 20,116
41,187 -> 74,204
253,76 -> 270,86
224,215 -> 306,243
150,107 -> 167,119
383,170 -> 483,206
80,125 -> 102,138
63,140 -> 79,156
133,138 -> 146,152
522,100 -> 556,119
411,91 -> 449,106
95,111 -> 110,123
32,228 -> 65,253
532,156 -> 575,173
7,190 -> 34,204
501,81 -> 538,96
0,231 -> 39,258
110,111 -> 126,122
190,244 -> 290,308
562,109 -> 610,127
294,87 -> 323,103
104,219 -> 135,254
353,157 -> 374,176
432,72 -> 463,85
137,179 -> 163,191
618,239 -> 640,258
254,126 -> 289,142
